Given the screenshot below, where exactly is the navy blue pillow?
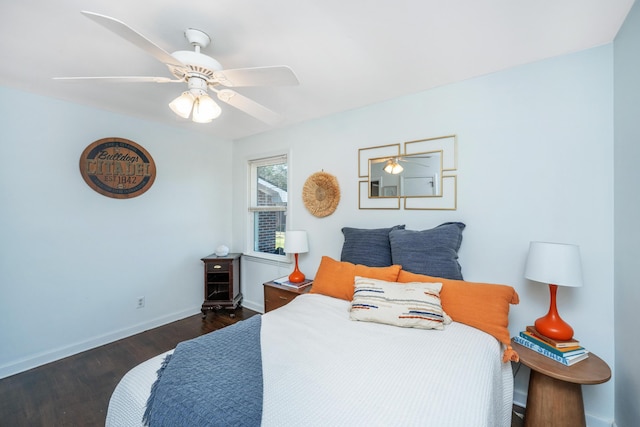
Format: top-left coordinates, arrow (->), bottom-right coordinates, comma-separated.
389,222 -> 465,280
340,225 -> 405,267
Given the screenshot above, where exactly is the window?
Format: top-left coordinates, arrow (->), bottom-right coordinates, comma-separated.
247,154 -> 288,259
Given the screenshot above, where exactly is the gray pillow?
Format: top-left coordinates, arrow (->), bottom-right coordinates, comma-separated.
389,222 -> 465,280
341,225 -> 405,267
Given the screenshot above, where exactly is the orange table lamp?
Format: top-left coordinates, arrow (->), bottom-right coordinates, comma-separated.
524,241 -> 583,341
284,230 -> 309,283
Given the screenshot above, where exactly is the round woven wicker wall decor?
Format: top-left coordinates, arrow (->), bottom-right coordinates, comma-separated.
302,171 -> 340,218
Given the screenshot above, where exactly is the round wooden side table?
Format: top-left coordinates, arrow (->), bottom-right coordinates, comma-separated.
512,340 -> 611,427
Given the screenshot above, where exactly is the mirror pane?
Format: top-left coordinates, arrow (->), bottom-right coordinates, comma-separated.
368,151 -> 442,198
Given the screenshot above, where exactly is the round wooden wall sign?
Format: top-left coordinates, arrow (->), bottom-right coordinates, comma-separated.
79,137 -> 156,199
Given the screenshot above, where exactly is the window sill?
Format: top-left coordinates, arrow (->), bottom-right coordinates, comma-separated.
242,252 -> 292,266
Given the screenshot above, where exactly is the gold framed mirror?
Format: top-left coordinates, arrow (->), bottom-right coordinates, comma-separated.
358,135 -> 457,210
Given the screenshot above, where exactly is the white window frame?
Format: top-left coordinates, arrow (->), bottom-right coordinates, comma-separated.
245,153 -> 289,262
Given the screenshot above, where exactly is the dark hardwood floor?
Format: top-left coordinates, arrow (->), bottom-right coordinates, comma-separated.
0,308 -> 258,427
0,307 -> 524,427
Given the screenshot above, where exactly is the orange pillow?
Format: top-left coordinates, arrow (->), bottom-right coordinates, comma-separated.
397,270 -> 520,362
310,256 -> 402,301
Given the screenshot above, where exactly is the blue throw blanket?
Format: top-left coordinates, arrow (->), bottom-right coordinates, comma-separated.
143,315 -> 263,427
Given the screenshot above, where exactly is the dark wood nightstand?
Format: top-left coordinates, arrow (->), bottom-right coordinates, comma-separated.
201,253 -> 242,317
512,339 -> 611,427
263,280 -> 311,313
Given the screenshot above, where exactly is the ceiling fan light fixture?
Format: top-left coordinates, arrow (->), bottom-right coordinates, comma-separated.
383,159 -> 404,174
169,92 -> 195,119
66,12 -> 299,127
192,94 -> 222,123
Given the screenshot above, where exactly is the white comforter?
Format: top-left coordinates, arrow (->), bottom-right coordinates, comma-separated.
106,293 -> 513,427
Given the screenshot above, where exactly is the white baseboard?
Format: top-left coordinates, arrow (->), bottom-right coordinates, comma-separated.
587,415 -> 615,427
513,389 -> 527,408
241,298 -> 264,314
0,307 -> 200,379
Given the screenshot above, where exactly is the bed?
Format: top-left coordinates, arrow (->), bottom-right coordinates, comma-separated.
106,223 -> 520,426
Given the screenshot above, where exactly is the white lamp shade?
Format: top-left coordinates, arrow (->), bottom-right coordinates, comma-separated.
169,92 -> 195,118
284,230 -> 309,254
192,94 -> 222,123
524,241 -> 583,287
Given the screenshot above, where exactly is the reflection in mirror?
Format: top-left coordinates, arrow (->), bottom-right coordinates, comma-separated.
369,151 -> 442,197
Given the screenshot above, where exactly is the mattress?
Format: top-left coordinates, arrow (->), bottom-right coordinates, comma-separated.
106,293 -> 513,426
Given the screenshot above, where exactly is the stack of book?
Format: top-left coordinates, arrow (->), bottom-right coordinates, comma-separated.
513,326 -> 589,366
273,276 -> 313,289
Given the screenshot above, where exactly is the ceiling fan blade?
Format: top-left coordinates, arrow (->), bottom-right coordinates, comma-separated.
81,11 -> 186,70
53,76 -> 181,83
213,66 -> 299,87
212,88 -> 284,126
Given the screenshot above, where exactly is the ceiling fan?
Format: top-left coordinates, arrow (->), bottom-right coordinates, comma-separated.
54,11 -> 299,125
380,155 -> 434,174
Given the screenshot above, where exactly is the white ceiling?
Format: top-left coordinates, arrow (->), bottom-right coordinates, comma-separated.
1,1 -> 634,140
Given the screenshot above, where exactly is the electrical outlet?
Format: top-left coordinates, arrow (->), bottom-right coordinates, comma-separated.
136,296 -> 145,309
